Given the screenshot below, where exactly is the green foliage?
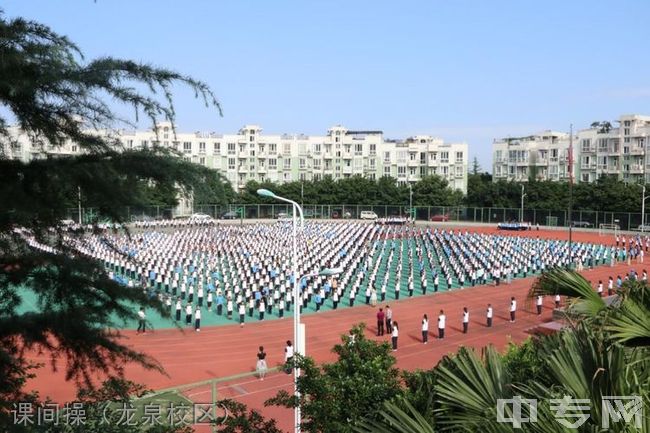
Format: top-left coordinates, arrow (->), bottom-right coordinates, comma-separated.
265,323 -> 403,433
501,338 -> 548,386
215,399 -> 282,433
0,10 -> 223,407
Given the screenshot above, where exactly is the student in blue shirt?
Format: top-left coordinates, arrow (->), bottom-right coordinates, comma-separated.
216,293 -> 225,315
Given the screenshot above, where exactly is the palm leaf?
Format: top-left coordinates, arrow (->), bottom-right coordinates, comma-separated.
354,398 -> 435,433
530,269 -> 606,317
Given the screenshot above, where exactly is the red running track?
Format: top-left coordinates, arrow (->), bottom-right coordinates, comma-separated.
24,227 -> 639,431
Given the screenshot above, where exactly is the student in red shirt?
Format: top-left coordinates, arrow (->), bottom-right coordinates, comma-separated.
376,308 -> 385,336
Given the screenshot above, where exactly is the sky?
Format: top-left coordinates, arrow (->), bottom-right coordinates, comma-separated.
3,0 -> 650,171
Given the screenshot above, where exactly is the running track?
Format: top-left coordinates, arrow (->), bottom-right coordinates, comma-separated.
24,227 -> 637,431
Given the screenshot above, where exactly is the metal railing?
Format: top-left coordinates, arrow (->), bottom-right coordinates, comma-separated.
65,204 -> 649,231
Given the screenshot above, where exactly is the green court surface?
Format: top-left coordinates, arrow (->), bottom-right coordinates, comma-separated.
16,237 -> 608,331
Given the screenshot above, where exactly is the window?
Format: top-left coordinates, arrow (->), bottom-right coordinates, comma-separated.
440,152 -> 449,163
370,159 -> 375,168
183,142 -> 192,153
71,145 -> 77,152
199,142 -> 206,153
397,151 -> 407,162
141,140 -> 148,148
250,136 -> 254,142
409,152 -> 416,161
383,151 -> 391,163
214,142 -> 220,153
313,159 -> 321,169
269,158 -> 277,169
355,144 -> 363,155
127,140 -> 133,149
581,139 -> 591,151
624,137 -> 630,143
269,143 -> 276,153
409,167 -> 416,176
369,173 -> 376,180
624,120 -> 631,127
284,159 -> 291,170
455,151 -> 464,163
228,158 -> 235,169
397,166 -> 406,176
624,128 -> 630,135
369,144 -> 376,155
283,143 -> 291,154
228,143 -> 236,154
384,167 -> 391,175
199,157 -> 206,165
164,133 -> 169,139
300,158 -> 306,169
354,159 -> 362,169
314,143 -> 321,153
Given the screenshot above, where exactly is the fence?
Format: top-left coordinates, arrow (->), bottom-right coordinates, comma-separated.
65,204 -> 648,231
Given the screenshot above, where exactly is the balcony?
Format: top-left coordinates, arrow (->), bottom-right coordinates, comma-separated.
257,166 -> 267,174
630,147 -> 645,155
323,153 -> 333,159
581,146 -> 596,153
237,165 -> 248,173
630,165 -> 644,174
342,166 -> 353,174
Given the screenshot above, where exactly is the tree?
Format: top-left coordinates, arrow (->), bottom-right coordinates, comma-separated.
470,157 -> 481,175
0,11 -> 223,406
265,324 -> 403,433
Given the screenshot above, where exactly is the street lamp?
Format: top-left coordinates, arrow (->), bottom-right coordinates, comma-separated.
642,185 -> 649,233
520,184 -> 527,223
256,188 -> 317,433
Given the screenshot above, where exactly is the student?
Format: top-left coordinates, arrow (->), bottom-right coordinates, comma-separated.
284,341 -> 294,374
597,280 -> 603,297
137,307 -> 146,334
391,321 -> 399,351
279,298 -> 285,318
194,306 -> 201,332
238,303 -> 246,327
486,303 -> 493,327
259,299 -> 265,321
536,295 -> 543,315
422,314 -> 429,344
555,294 -> 561,308
385,306 -> 393,333
607,277 -> 614,296
434,274 -> 439,292
175,299 -> 182,321
462,307 -> 469,334
197,287 -> 204,307
256,346 -> 267,381
248,297 -> 255,317
207,291 -> 213,311
509,297 -> 517,323
438,310 -> 446,339
216,293 -> 224,316
185,304 -> 192,326
376,308 -> 385,336
226,297 -> 233,319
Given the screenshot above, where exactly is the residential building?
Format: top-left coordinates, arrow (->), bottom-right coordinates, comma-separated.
492,114 -> 650,183
4,123 -> 469,193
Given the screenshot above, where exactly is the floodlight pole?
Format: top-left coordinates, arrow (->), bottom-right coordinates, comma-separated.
520,184 -> 526,223
568,124 -> 574,268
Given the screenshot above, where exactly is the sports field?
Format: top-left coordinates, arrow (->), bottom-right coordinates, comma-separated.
23,224 -> 629,432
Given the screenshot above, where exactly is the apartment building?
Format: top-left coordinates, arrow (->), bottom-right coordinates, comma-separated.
4,123 -> 469,193
492,114 -> 650,183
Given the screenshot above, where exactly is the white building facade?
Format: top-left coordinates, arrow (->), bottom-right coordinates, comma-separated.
492,114 -> 650,184
5,123 -> 469,193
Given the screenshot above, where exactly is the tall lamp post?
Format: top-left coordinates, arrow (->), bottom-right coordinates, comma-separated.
642,185 -> 649,233
520,184 -> 526,223
256,188 -> 340,433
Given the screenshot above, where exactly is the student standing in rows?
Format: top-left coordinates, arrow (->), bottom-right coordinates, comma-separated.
175,299 -> 182,321
385,306 -> 393,333
486,304 -> 493,327
238,303 -> 246,327
391,321 -> 399,351
258,299 -> 265,321
197,287 -> 204,307
279,298 -> 285,318
137,307 -> 146,334
207,291 -> 213,311
376,308 -> 385,336
284,341 -> 294,374
194,306 -> 201,332
462,307 -> 469,334
256,346 -> 267,381
438,310 -> 446,339
421,314 -> 429,344
509,297 -> 517,323
185,303 -> 192,326
555,293 -> 561,308
226,296 -> 233,319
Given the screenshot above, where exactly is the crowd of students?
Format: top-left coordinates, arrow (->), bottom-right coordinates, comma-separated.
19,222 -> 619,333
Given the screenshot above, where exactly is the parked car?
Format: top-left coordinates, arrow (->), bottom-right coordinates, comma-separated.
331,210 -> 352,219
571,221 -> 592,228
359,210 -> 378,220
304,209 -> 322,219
221,211 -> 238,220
430,214 -> 450,222
636,224 -> 650,231
277,212 -> 289,220
190,213 -> 212,221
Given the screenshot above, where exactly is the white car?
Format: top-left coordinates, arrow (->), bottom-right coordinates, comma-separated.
360,211 -> 378,220
190,213 -> 212,221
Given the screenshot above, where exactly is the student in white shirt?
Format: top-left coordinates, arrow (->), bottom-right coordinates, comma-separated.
509,297 -> 517,323
486,304 -> 493,327
391,321 -> 399,351
194,307 -> 201,332
536,295 -> 543,315
185,304 -> 192,326
555,293 -> 562,308
597,281 -> 603,297
462,307 -> 469,334
175,299 -> 182,321
421,314 -> 429,344
284,340 -> 294,374
137,307 -> 146,334
238,303 -> 246,327
438,310 -> 446,339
